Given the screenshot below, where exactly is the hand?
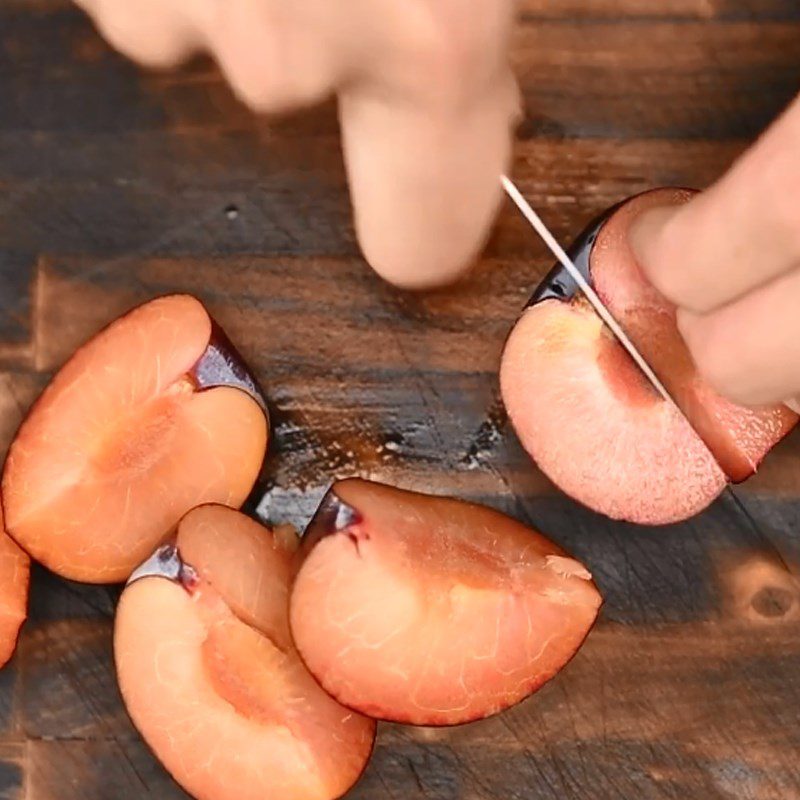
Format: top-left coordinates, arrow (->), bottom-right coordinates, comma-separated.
74,0 -> 520,289
631,94 -> 800,413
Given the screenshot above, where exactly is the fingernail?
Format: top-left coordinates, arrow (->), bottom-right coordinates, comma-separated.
628,206 -> 676,267
785,398 -> 800,414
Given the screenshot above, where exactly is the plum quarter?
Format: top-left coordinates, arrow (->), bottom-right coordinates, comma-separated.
2,295 -> 269,583
290,479 -> 601,726
115,505 -> 375,800
501,189 -> 797,525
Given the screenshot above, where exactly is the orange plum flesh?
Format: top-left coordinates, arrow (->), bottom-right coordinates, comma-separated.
115,505 -> 375,800
290,479 -> 601,726
2,295 -> 268,582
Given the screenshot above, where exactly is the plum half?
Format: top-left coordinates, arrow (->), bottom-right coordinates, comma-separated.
290,479 -> 601,726
0,507 -> 29,668
501,189 -> 798,525
2,295 -> 269,583
115,505 -> 375,800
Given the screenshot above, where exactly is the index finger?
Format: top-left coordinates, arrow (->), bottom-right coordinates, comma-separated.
341,77 -> 519,289
340,1 -> 519,288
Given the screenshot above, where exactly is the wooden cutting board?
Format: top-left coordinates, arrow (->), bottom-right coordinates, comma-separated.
1,0 -> 799,797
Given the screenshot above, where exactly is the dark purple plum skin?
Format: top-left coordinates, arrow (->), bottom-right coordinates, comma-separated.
526,203 -> 619,307
526,189 -> 697,308
126,541 -> 198,590
299,487 -> 362,555
191,321 -> 269,417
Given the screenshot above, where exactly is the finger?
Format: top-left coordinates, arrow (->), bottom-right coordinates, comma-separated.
629,93 -> 800,314
341,75 -> 518,288
77,0 -> 352,110
678,265 -> 800,407
74,0 -> 200,68
201,0 -> 352,113
340,1 -> 519,288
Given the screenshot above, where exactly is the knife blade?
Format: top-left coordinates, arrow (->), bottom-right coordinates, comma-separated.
501,176 -> 795,575
501,175 -> 673,406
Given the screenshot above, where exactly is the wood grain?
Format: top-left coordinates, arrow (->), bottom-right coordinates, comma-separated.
0,136 -> 750,272
26,740 -> 186,800
13,622 -> 800,799
0,744 -> 23,800
0,0 -> 799,797
512,21 -> 799,139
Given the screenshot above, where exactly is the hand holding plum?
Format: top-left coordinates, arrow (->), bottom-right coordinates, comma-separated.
631,94 -> 800,415
73,0 -> 519,289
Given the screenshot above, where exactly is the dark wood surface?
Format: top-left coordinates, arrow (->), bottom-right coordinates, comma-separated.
1,1 -> 800,798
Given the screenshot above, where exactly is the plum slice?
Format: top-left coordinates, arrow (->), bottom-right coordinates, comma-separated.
0,507 -> 29,668
500,189 -> 797,524
115,505 -> 375,800
2,295 -> 269,583
591,189 -> 797,482
290,479 -> 601,726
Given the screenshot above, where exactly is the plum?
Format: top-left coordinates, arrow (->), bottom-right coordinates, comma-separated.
501,189 -> 797,524
115,505 -> 376,800
0,507 -> 29,668
2,295 -> 269,583
290,479 -> 601,726
591,189 -> 797,482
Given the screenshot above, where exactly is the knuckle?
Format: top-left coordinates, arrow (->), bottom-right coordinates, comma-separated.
223,69 -> 288,114
210,17 -> 336,113
84,0 -> 195,68
227,65 -> 332,114
396,1 -> 511,103
123,38 -> 192,69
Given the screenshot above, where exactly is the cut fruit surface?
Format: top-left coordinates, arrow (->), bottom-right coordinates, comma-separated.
175,503 -> 297,649
500,188 -> 798,524
502,299 -> 727,524
290,479 -> 601,726
592,188 -> 798,482
115,505 -> 375,800
2,295 -> 268,583
0,508 -> 29,668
